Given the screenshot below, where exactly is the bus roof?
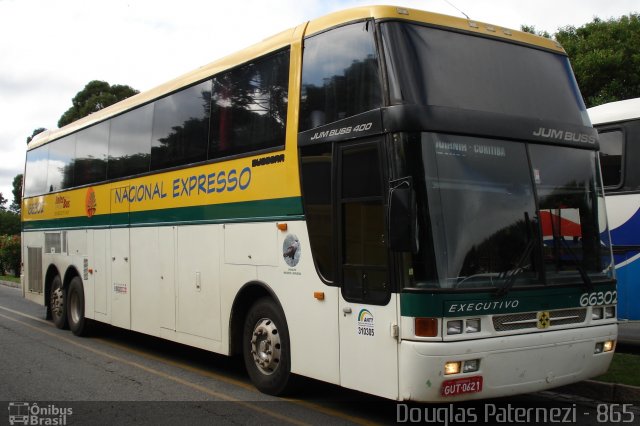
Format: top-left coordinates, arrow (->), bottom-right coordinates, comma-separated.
588,97 -> 640,125
28,5 -> 564,151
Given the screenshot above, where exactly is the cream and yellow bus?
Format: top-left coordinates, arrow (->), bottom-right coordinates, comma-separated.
22,6 -> 617,402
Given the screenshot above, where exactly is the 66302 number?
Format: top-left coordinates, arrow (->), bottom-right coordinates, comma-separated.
580,291 -> 617,307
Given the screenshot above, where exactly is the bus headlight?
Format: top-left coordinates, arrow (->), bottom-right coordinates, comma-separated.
447,320 -> 463,335
463,359 -> 480,373
595,340 -> 615,353
604,306 -> 616,319
592,307 -> 604,320
465,318 -> 481,333
444,361 -> 461,375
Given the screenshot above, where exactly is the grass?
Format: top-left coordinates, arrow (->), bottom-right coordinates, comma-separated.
0,274 -> 20,283
594,352 -> 640,387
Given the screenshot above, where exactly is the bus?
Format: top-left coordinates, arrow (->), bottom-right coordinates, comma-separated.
589,97 -> 640,320
21,6 -> 617,402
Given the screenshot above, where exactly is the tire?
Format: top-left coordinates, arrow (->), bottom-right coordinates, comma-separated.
50,275 -> 68,329
67,276 -> 92,336
243,297 -> 292,395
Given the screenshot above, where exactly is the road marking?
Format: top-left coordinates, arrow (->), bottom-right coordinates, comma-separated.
0,310 -> 309,426
0,305 -> 381,425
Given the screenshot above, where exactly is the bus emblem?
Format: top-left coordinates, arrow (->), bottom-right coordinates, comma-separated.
85,187 -> 97,217
537,311 -> 551,329
283,234 -> 301,267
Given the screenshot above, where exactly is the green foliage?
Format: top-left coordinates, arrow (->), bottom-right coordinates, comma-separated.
0,210 -> 20,236
58,80 -> 139,127
0,193 -> 6,211
26,127 -> 46,144
0,235 -> 20,277
10,174 -> 22,214
556,14 -> 640,107
520,25 -> 551,39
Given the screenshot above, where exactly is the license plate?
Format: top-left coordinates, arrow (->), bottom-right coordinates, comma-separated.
440,376 -> 483,397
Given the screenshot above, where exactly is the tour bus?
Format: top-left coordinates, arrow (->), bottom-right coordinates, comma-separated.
589,97 -> 640,320
22,6 -> 617,402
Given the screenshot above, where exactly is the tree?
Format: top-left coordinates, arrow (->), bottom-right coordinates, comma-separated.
0,193 -> 6,211
58,80 -> 139,127
0,235 -> 20,277
555,14 -> 640,107
0,211 -> 19,235
520,25 -> 551,39
10,174 -> 22,214
26,127 -> 46,144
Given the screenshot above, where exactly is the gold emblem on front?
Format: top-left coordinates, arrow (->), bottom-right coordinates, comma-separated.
537,311 -> 550,329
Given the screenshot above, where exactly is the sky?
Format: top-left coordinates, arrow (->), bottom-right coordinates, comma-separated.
0,0 -> 637,208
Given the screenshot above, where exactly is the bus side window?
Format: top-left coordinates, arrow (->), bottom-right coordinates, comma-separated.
46,134 -> 76,192
209,49 -> 289,159
597,129 -> 624,189
24,144 -> 50,197
75,121 -> 109,186
300,144 -> 334,282
151,80 -> 211,170
108,103 -> 153,179
299,20 -> 381,132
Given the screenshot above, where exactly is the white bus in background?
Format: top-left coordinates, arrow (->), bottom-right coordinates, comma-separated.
589,98 -> 640,320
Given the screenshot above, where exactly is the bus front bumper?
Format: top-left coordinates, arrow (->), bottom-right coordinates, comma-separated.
399,324 -> 617,402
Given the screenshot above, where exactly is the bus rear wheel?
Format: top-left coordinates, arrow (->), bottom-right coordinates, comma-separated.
50,275 -> 68,329
67,276 -> 92,336
243,298 -> 292,395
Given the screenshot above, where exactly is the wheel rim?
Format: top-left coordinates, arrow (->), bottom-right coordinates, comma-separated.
51,286 -> 64,319
250,318 -> 282,375
69,289 -> 80,325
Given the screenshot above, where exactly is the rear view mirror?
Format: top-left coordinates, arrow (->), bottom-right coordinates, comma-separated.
388,177 -> 418,253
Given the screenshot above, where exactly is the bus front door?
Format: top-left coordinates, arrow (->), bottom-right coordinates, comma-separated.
337,140 -> 399,400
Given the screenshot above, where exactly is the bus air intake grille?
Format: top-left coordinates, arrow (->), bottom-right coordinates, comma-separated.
493,308 -> 586,331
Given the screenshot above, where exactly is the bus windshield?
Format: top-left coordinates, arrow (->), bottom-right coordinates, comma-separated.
381,21 -> 589,127
407,133 -> 613,290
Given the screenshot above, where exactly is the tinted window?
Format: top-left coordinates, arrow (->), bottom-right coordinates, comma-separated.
75,121 -> 109,186
340,142 -> 388,304
381,22 -> 589,127
597,129 -> 624,187
108,103 -> 153,179
301,144 -> 334,281
529,145 -> 609,280
209,49 -> 289,158
46,134 -> 76,192
300,21 -> 381,131
421,134 -> 538,289
24,145 -> 49,197
151,81 -> 211,170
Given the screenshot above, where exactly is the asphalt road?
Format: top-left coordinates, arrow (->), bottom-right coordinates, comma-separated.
0,284 -> 637,426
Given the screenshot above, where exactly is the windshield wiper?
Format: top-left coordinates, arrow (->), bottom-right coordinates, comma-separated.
495,238 -> 534,297
495,212 -> 535,298
547,209 -> 594,292
556,235 -> 594,292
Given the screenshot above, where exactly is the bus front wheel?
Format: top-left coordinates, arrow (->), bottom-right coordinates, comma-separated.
67,276 -> 92,336
242,297 -> 292,395
50,275 -> 68,329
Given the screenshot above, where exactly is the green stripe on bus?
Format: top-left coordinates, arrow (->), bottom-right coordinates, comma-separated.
22,197 -> 303,230
400,282 -> 616,317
